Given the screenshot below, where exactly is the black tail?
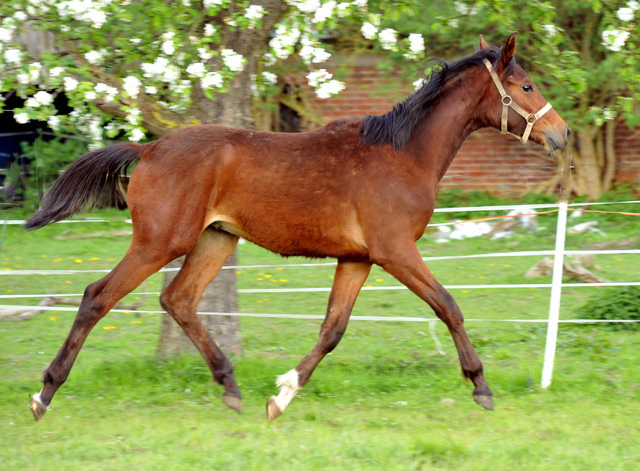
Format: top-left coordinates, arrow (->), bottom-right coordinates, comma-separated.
24,142 -> 144,230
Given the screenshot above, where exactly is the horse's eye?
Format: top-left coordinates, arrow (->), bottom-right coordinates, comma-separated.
522,83 -> 533,93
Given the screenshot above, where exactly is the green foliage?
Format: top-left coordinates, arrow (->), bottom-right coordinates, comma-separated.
15,136 -> 89,207
575,286 -> 640,330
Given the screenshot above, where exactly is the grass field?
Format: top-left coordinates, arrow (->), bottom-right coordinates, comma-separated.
1,201 -> 639,470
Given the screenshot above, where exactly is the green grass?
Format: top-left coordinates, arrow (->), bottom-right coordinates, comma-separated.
1,204 -> 639,470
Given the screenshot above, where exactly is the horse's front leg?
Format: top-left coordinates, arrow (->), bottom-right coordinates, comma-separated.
267,259 -> 372,420
372,241 -> 493,410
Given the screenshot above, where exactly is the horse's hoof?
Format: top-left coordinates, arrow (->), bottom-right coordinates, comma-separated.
222,393 -> 243,414
266,396 -> 282,421
473,392 -> 494,411
29,394 -> 48,422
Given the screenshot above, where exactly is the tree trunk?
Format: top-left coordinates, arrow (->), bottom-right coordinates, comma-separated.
156,0 -> 287,356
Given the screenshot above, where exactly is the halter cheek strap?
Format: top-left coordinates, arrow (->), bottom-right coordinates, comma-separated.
482,58 -> 552,144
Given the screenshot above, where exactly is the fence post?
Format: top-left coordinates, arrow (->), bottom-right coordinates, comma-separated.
541,201 -> 569,389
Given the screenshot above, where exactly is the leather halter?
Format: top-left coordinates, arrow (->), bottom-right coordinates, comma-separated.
482,58 -> 552,144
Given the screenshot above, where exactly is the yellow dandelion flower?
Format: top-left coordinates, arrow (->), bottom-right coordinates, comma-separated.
0,268 -> 11,271
53,258 -> 63,262
147,312 -> 155,315
102,326 -> 118,330
462,290 -> 469,293
488,263 -> 495,267
257,278 -> 264,281
469,275 -> 475,278
49,316 -> 58,321
235,270 -> 243,275
503,264 -> 511,268
270,279 -> 277,283
276,267 -> 283,271
148,281 -> 155,285
65,280 -> 72,284
279,279 -> 288,283
6,289 -> 13,293
479,276 -> 485,279
89,257 -> 101,261
74,259 -> 83,264
40,255 -> 47,258
265,274 -> 272,278
130,321 -> 142,324
257,300 -> 263,303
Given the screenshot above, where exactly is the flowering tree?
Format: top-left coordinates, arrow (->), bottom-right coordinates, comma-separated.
400,0 -> 640,199
0,0 -> 424,352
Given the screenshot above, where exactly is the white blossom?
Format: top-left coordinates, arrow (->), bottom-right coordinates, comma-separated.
629,1 -> 640,11
353,0 -> 367,7
201,71 -> 224,89
203,0 -> 224,8
542,24 -> 558,37
14,112 -> 29,124
17,73 -> 30,84
126,107 -> 141,125
245,5 -> 265,25
261,71 -> 278,85
0,27 -> 13,43
56,0 -> 108,28
49,66 -> 65,77
316,79 -> 345,99
145,86 -> 157,95
47,115 -> 61,130
34,90 -> 53,106
454,1 -> 479,15
361,22 -> 377,40
85,90 -> 97,100
198,47 -> 214,61
123,75 -> 142,99
63,76 -> 79,91
25,98 -> 40,108
294,0 -> 321,13
162,39 -> 175,55
186,62 -> 207,78
312,47 -> 331,63
617,7 -> 634,22
13,11 -> 28,22
204,24 -> 216,37
221,49 -> 245,72
602,29 -> 631,52
4,48 -> 22,64
306,68 -> 333,87
413,78 -> 425,90
314,1 -> 336,23
378,28 -> 397,50
84,50 -> 104,65
129,128 -> 145,142
406,33 -> 424,56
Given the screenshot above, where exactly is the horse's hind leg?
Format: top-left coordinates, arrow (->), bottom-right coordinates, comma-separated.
373,242 -> 493,410
267,260 -> 372,420
159,228 -> 242,412
30,243 -> 179,421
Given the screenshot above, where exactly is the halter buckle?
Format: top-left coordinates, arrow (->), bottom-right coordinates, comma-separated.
501,95 -> 513,106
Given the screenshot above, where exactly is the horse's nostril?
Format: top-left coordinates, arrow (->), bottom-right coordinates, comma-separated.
566,127 -> 572,141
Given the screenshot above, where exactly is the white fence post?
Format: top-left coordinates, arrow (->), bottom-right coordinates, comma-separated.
541,201 -> 569,389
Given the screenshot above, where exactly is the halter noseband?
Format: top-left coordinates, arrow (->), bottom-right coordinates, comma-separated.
482,58 -> 552,144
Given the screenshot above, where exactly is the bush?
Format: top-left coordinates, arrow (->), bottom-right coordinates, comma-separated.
574,286 -> 640,330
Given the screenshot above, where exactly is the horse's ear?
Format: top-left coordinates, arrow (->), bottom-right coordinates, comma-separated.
479,34 -> 490,50
499,32 -> 517,70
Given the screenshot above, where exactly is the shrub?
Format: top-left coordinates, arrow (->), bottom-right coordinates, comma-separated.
574,286 -> 640,330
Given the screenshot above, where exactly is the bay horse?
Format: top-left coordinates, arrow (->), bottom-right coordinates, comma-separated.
26,33 -> 570,421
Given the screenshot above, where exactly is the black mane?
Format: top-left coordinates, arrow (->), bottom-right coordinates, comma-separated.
358,47 -> 511,151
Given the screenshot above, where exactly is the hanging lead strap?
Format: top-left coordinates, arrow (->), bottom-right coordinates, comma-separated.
482,59 -> 552,144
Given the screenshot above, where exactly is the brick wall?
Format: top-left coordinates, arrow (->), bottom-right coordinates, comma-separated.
300,58 -> 640,195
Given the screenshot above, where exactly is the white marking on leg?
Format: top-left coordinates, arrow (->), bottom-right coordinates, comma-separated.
32,389 -> 49,410
273,369 -> 301,413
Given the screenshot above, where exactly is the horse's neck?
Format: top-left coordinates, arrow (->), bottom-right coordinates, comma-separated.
407,69 -> 488,183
